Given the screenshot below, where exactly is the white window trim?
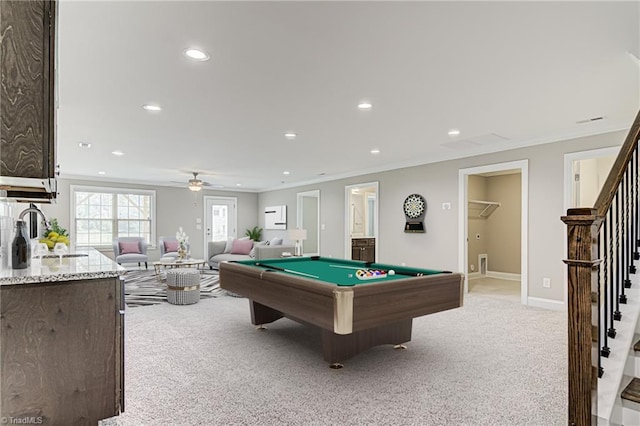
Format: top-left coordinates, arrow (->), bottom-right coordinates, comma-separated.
70,185 -> 157,248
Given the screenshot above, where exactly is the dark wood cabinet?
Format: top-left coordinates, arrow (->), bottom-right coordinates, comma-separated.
1,277 -> 125,423
0,0 -> 56,180
352,238 -> 376,262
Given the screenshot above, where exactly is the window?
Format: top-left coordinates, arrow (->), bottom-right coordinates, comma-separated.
71,186 -> 156,247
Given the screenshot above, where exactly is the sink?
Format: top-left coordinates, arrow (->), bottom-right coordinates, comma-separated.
42,253 -> 89,259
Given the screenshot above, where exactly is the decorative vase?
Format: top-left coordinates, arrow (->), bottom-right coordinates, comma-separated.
178,246 -> 187,260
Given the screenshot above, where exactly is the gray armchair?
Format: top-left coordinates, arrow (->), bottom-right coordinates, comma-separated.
113,237 -> 149,269
159,236 -> 179,259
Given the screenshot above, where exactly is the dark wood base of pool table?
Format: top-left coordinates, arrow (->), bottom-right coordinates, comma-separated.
251,300 -> 412,364
220,260 -> 463,366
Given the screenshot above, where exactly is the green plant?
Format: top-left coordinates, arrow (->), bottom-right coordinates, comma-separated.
45,218 -> 68,237
245,226 -> 263,241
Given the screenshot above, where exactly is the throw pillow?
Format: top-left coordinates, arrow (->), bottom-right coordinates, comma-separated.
269,237 -> 283,246
249,241 -> 268,258
230,238 -> 254,255
223,237 -> 234,253
224,236 -> 250,253
119,241 -> 141,254
164,240 -> 179,253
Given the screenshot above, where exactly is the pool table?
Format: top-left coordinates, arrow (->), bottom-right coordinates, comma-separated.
219,256 -> 463,367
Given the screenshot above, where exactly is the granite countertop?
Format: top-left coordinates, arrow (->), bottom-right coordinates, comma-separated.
0,247 -> 127,285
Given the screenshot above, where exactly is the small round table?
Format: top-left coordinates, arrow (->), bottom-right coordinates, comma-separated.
153,258 -> 206,280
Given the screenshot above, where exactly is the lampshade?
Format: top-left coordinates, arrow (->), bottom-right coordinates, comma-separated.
289,229 -> 307,241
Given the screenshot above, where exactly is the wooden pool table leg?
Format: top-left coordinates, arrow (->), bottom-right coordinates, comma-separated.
250,300 -> 284,326
321,318 -> 413,367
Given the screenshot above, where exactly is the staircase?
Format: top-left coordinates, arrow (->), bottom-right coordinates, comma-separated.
597,273 -> 640,424
563,109 -> 640,426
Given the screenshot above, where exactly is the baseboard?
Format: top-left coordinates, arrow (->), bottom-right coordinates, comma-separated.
468,272 -> 481,280
527,296 -> 565,311
486,271 -> 521,281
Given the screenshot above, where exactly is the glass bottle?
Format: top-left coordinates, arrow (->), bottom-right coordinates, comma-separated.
12,220 -> 30,269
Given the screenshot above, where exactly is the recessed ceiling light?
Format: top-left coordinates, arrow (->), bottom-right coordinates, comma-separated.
236,183 -> 242,187
111,150 -> 124,156
284,132 -> 297,140
98,171 -> 106,175
142,104 -> 162,112
358,102 -> 372,110
184,48 -> 210,61
448,129 -> 461,137
78,142 -> 91,148
370,149 -> 380,154
283,171 -> 290,175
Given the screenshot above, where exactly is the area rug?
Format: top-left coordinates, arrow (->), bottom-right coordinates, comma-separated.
122,268 -> 225,307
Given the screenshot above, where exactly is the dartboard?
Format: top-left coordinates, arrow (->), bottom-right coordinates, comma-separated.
403,194 -> 426,219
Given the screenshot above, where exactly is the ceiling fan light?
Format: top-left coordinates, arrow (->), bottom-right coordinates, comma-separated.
189,184 -> 202,192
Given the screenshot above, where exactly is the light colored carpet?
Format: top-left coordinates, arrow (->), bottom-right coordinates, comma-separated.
100,292 -> 567,426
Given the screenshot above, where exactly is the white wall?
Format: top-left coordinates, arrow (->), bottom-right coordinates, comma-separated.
258,130 -> 625,303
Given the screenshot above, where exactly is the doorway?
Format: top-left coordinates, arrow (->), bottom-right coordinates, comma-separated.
297,190 -> 320,256
203,196 -> 237,255
344,182 -> 378,261
562,146 -> 618,305
458,160 -> 529,305
563,146 -> 618,211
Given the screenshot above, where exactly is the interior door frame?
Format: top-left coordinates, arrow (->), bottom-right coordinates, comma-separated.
296,189 -> 320,256
562,145 -> 620,307
344,181 -> 379,261
202,195 -> 237,257
458,160 -> 529,305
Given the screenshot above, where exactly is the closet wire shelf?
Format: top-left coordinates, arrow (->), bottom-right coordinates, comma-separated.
468,200 -> 500,218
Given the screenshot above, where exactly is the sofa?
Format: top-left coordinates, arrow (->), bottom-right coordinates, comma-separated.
207,238 -> 295,269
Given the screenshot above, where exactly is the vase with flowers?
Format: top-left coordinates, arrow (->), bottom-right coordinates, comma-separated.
176,227 -> 189,260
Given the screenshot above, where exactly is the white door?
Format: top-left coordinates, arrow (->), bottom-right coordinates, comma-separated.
204,196 -> 237,248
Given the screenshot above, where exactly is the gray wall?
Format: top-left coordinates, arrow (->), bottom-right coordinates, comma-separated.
40,178 -> 258,261
30,129 -> 625,303
258,130 -> 625,303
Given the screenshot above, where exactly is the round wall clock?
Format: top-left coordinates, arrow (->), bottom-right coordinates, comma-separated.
403,193 -> 426,232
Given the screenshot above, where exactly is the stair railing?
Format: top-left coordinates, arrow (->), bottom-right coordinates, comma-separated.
562,110 -> 640,425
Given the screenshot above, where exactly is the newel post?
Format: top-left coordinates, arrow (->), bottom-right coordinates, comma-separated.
561,208 -> 602,426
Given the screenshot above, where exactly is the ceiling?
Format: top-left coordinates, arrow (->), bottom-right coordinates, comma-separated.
56,1 -> 640,192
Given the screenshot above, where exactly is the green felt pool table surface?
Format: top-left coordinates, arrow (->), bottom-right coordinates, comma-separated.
235,256 -> 447,286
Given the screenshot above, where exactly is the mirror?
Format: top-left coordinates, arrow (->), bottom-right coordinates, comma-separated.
345,182 -> 378,261
296,190 -> 320,255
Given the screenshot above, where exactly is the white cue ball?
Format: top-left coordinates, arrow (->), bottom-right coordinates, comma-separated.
388,270 -> 395,275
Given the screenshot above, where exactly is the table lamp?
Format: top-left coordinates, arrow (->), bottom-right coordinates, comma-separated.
289,228 -> 307,256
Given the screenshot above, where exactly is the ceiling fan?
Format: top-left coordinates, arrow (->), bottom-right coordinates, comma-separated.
186,172 -> 212,192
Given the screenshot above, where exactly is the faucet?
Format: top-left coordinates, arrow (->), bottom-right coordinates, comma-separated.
18,206 -> 51,230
